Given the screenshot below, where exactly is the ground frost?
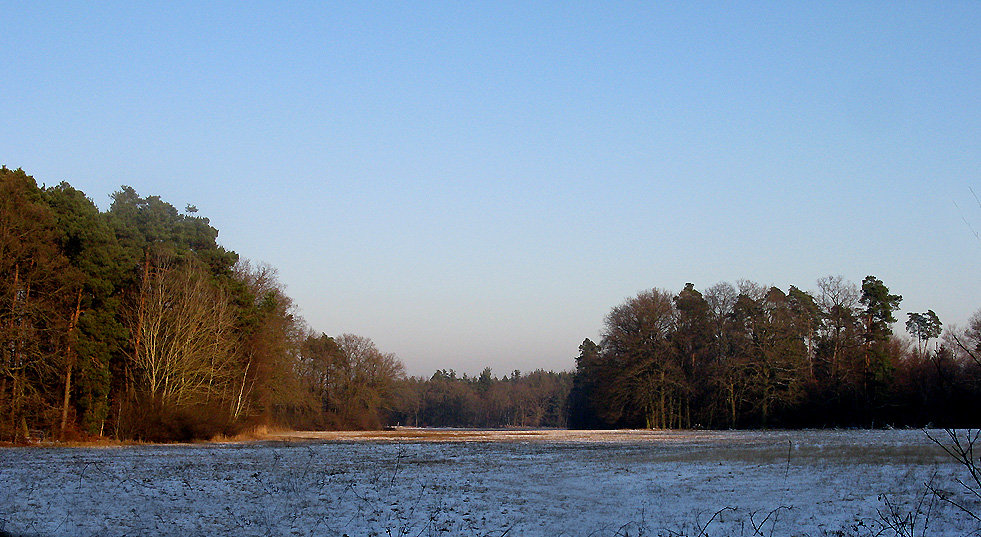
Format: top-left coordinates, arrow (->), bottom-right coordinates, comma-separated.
1,429 -> 978,537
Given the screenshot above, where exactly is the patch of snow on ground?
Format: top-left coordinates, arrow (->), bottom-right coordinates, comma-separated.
1,429 -> 978,536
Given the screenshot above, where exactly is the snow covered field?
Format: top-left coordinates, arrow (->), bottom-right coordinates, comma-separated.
1,429 -> 978,536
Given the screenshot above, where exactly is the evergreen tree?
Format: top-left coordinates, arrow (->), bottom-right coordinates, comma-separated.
860,275 -> 902,425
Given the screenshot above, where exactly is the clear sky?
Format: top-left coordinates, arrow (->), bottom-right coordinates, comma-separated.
3,2 -> 980,377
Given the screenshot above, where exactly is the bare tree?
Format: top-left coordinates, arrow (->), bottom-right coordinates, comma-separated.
815,275 -> 861,381
949,309 -> 981,369
927,429 -> 981,525
131,257 -> 236,407
704,282 -> 743,427
597,289 -> 679,428
332,334 -> 406,429
230,260 -> 308,423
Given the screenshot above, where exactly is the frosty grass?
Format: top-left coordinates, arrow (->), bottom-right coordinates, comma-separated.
1,429 -> 978,536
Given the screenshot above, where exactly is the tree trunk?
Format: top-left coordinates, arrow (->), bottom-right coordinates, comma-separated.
132,252 -> 150,392
658,370 -> 666,429
60,290 -> 83,437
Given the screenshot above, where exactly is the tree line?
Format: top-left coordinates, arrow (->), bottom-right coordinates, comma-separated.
568,278 -> 981,429
0,167 -> 411,441
0,166 -> 574,442
389,368 -> 572,428
5,165 -> 980,440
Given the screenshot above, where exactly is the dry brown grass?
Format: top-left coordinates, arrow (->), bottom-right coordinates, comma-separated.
206,423 -> 294,443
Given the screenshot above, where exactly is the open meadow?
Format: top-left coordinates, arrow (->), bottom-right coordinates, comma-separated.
1,429 -> 979,537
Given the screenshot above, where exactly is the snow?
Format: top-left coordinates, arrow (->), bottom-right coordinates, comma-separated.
0,429 -> 978,536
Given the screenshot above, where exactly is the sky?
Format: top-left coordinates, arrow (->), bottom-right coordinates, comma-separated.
2,2 -> 980,377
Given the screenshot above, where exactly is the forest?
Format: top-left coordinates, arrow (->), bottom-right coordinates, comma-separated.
569,281 -> 981,429
2,166 -> 980,442
0,167 -> 569,442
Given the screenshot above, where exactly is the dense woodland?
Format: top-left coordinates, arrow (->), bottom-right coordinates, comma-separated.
569,280 -> 981,429
388,368 -> 572,428
2,166 -> 980,442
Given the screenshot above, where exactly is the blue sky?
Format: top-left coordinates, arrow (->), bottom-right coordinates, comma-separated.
3,2 -> 980,376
